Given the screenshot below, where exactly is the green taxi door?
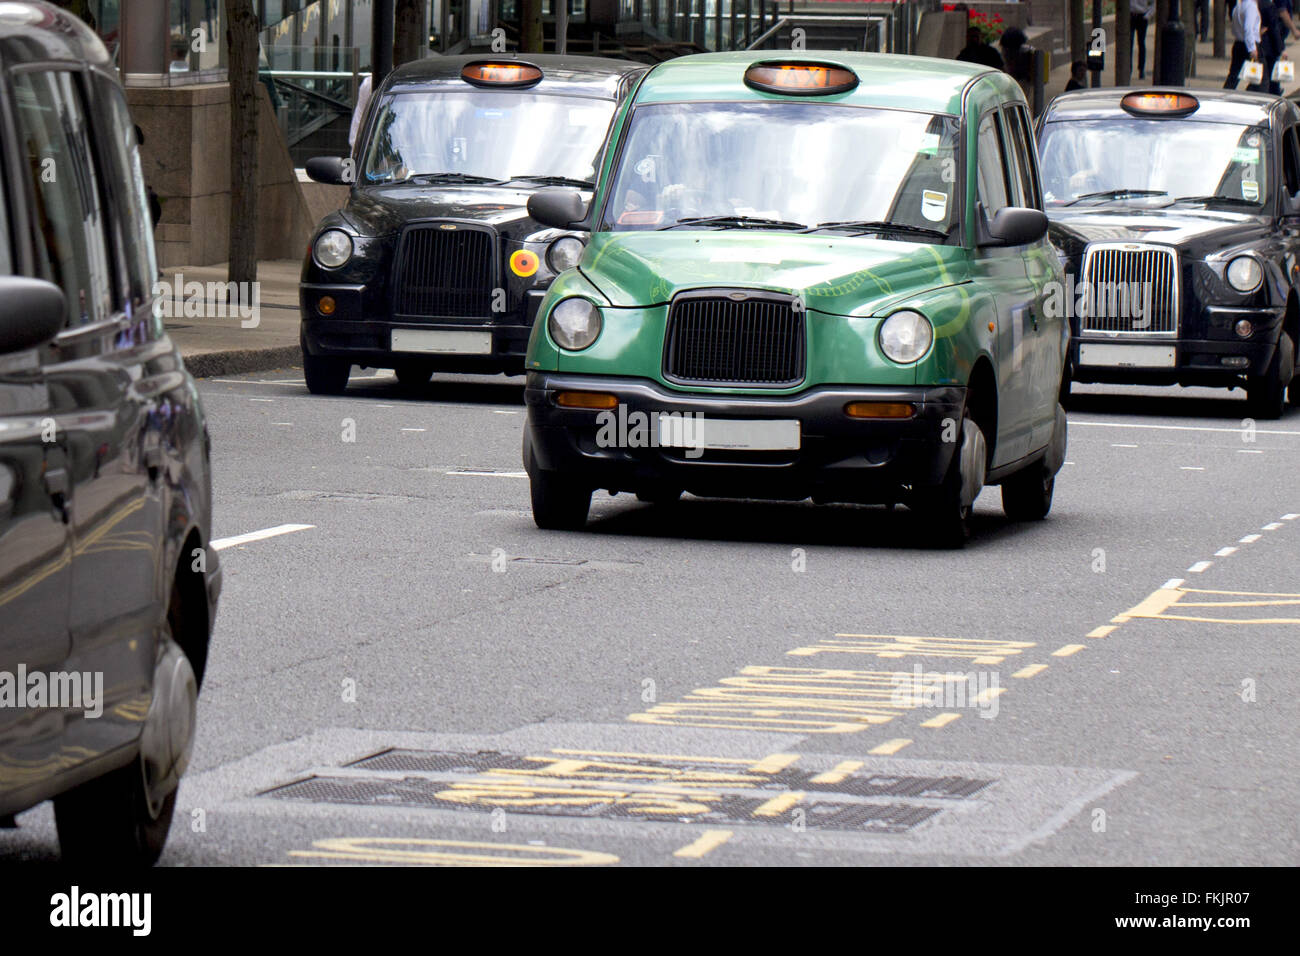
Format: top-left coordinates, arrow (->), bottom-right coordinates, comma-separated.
968,91 -> 1062,465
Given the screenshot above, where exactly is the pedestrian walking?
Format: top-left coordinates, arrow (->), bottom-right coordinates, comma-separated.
1225,0 -> 1263,89
1131,0 -> 1153,79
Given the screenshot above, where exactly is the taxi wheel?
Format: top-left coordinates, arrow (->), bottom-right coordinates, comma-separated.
1001,461 -> 1055,521
303,352 -> 350,396
1247,332 -> 1294,420
916,410 -> 986,549
55,760 -> 176,866
530,469 -> 592,531
395,363 -> 433,390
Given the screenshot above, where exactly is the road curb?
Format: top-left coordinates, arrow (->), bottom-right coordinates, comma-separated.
181,345 -> 302,379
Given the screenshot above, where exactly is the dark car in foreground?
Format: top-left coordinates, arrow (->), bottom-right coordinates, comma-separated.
299,54 -> 646,395
1039,89 -> 1300,418
0,1 -> 219,864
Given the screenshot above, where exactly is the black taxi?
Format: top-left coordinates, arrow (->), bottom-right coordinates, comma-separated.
299,54 -> 646,394
1038,89 -> 1300,418
0,1 -> 219,864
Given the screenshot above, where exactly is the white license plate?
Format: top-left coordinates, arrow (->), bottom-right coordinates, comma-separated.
658,415 -> 800,451
1079,343 -> 1176,368
391,329 -> 492,354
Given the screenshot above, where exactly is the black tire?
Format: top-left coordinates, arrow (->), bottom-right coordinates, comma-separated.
914,409 -> 986,548
54,759 -> 176,867
303,352 -> 350,395
395,362 -> 433,390
530,469 -> 592,530
1247,332 -> 1294,420
1001,461 -> 1055,521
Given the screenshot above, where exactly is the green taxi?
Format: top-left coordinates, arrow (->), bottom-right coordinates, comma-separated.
522,52 -> 1068,546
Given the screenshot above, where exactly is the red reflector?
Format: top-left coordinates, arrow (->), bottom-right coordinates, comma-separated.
744,61 -> 858,96
461,61 -> 543,88
1120,92 -> 1199,116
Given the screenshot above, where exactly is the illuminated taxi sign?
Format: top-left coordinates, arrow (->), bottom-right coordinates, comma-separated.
461,61 -> 544,88
1120,92 -> 1199,117
743,61 -> 859,97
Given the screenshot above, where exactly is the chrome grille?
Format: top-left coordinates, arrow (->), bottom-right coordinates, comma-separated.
1079,243 -> 1179,335
391,223 -> 495,319
663,293 -> 805,387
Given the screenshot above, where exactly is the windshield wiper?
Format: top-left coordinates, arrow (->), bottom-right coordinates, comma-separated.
1172,194 -> 1261,207
404,172 -> 503,185
657,215 -> 807,231
510,174 -> 595,188
804,220 -> 949,240
1063,188 -> 1168,206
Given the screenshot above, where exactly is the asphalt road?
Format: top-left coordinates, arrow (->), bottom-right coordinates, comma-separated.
4,369 -> 1298,866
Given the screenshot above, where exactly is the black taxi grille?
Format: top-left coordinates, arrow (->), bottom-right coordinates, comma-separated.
1079,244 -> 1179,335
392,224 -> 495,319
663,294 -> 805,387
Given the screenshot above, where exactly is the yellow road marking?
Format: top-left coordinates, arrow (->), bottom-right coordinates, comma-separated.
753,792 -> 803,817
920,712 -> 961,728
673,830 -> 733,859
809,760 -> 864,783
1087,626 -> 1116,638
868,738 -> 912,755
1012,664 -> 1048,678
971,687 -> 1004,706
551,748 -> 755,765
1111,586 -> 1183,624
1052,644 -> 1086,657
288,838 -> 618,867
1182,587 -> 1300,597
750,753 -> 800,774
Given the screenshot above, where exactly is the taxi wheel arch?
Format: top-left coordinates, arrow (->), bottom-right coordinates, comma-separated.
171,529 -> 211,689
1287,295 -> 1300,405
966,359 -> 998,470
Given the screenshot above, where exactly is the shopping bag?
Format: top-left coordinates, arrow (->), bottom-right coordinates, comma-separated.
1273,60 -> 1295,82
1243,60 -> 1265,83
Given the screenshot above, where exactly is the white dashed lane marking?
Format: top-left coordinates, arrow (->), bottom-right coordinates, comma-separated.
211,524 -> 315,551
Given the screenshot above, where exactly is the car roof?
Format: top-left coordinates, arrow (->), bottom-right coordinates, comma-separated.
1042,87 -> 1291,125
0,1 -> 111,69
385,53 -> 647,99
629,50 -> 1005,115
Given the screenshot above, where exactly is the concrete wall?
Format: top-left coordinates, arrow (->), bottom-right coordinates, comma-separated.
128,82 -> 317,267
916,10 -> 969,60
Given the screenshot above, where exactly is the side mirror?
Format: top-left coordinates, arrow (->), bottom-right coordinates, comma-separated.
528,188 -> 588,230
0,277 -> 65,354
981,206 -> 1049,247
305,156 -> 352,186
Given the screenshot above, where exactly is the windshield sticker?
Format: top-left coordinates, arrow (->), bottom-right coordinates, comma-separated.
922,190 -> 949,222
1232,147 -> 1260,164
634,156 -> 656,181
1246,133 -> 1262,147
1242,180 -> 1259,202
617,209 -> 664,226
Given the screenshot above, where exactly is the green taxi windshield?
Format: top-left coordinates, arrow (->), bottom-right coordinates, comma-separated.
1038,119 -> 1271,208
600,102 -> 961,238
362,90 -> 616,184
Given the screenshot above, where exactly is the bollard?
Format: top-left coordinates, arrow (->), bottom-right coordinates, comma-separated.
1158,15 -> 1187,85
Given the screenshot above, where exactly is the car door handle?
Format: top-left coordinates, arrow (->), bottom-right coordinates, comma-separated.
43,466 -> 70,524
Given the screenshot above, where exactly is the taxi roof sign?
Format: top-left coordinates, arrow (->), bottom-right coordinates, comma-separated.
1120,92 -> 1199,117
461,61 -> 544,88
743,61 -> 858,96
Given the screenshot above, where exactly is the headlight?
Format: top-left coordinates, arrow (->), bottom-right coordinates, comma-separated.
546,236 -> 585,273
878,310 -> 933,364
313,229 -> 353,269
1226,255 -> 1263,292
548,297 -> 602,351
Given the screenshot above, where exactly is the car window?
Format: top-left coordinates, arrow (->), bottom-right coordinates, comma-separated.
11,69 -> 114,328
976,111 -> 1012,217
1283,126 -> 1300,196
1006,105 -> 1043,210
94,76 -> 158,313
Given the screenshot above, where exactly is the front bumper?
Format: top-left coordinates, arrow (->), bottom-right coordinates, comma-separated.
1071,306 -> 1283,386
524,373 -> 966,503
300,284 -> 545,372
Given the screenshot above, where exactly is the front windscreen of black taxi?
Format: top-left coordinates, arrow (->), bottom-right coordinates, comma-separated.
360,90 -> 617,184
1038,117 -> 1273,210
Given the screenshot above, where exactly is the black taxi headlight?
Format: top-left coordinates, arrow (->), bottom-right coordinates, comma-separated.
879,310 -> 933,364
548,297 -> 602,351
313,229 -> 353,270
1226,255 -> 1263,293
546,236 -> 585,273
